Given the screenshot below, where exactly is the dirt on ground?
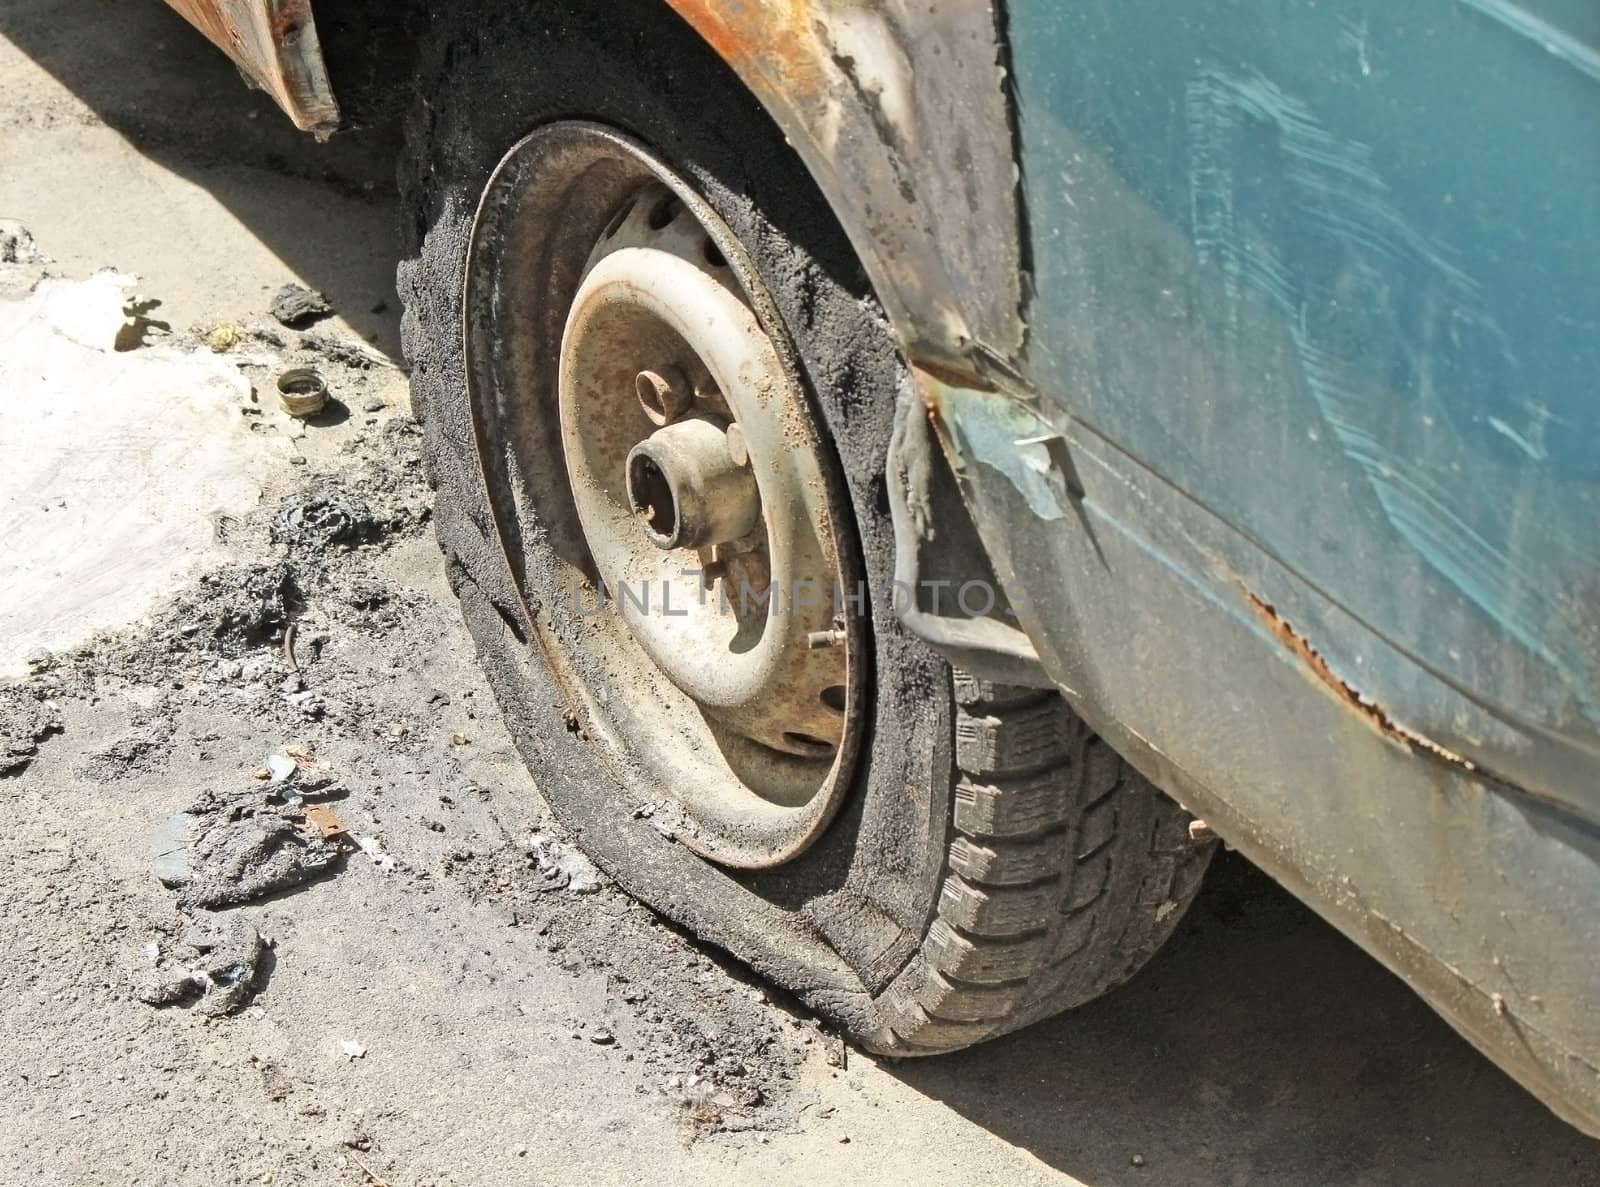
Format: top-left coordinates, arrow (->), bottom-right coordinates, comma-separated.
3,3 -> 1600,1186
0,305 -> 848,1182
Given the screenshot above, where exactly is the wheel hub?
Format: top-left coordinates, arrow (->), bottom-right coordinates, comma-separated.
557,204 -> 851,763
624,413 -> 761,552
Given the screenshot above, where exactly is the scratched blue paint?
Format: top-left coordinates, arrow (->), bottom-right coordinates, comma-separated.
1002,0 -> 1600,748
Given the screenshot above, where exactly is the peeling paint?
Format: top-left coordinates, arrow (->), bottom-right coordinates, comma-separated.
1244,586 -> 1480,771
820,7 -> 917,151
922,377 -> 1069,523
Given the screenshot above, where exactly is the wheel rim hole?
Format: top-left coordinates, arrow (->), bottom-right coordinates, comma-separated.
702,238 -> 727,268
602,200 -> 635,240
820,685 -> 847,713
647,195 -> 681,230
627,452 -> 677,543
782,730 -> 836,758
634,368 -> 681,424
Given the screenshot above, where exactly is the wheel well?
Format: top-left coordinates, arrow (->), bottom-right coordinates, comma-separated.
314,0 -> 701,129
313,0 -> 430,128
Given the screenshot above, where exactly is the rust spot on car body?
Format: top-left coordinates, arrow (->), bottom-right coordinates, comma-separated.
665,0 -> 828,102
1243,586 -> 1477,769
1235,588 -> 1556,813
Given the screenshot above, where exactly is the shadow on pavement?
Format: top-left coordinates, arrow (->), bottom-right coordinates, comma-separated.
889,853 -> 1600,1184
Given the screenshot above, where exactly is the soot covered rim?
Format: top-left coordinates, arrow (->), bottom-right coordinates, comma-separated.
462,121 -> 869,868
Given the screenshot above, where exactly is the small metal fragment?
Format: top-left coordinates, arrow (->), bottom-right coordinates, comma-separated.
276,367 -> 327,418
303,803 -> 347,841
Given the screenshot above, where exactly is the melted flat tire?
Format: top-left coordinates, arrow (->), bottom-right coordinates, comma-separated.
397,0 -> 1215,1053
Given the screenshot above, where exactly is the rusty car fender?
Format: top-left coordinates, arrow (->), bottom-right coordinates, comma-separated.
662,2 -> 1026,372
661,1 -> 1053,681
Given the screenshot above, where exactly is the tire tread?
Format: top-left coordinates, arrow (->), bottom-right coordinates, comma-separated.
882,677 -> 1216,1051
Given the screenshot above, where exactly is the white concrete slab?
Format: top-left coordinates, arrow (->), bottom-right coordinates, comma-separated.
0,267 -> 288,675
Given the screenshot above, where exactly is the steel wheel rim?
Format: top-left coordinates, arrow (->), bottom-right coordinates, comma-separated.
462,121 -> 867,867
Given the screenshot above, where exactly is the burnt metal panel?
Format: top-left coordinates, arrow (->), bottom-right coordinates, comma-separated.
164,0 -> 339,132
663,0 -> 1026,374
664,0 -> 1043,674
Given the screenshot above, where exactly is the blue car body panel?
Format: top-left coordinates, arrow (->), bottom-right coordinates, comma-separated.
1003,0 -> 1599,807
901,0 -> 1600,1131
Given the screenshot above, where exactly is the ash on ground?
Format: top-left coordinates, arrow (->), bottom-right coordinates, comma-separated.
137,909 -> 269,1018
0,315 -> 826,1141
157,777 -> 347,912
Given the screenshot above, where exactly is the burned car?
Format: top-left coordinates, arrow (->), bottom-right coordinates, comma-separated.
167,0 -> 1600,1135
